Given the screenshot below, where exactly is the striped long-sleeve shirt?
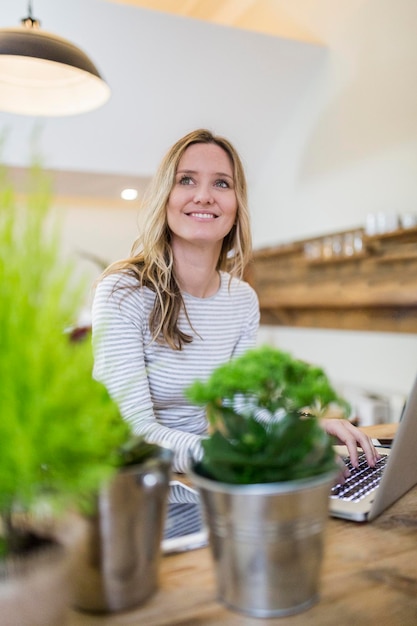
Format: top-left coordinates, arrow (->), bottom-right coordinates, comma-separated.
92,271 -> 260,472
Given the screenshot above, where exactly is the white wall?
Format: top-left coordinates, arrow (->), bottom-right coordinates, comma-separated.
250,0 -> 417,401
250,0 -> 417,244
55,199 -> 142,320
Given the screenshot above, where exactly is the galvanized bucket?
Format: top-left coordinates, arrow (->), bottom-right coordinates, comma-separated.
72,446 -> 173,613
189,466 -> 336,618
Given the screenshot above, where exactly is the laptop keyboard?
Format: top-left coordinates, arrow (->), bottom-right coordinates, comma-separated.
330,453 -> 389,502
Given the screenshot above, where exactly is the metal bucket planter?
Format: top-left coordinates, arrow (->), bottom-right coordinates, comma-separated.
189,465 -> 336,618
72,446 -> 173,614
0,535 -> 74,626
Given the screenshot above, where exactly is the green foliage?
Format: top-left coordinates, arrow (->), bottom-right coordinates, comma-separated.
195,410 -> 337,484
0,163 -> 135,555
186,346 -> 346,484
187,345 -> 348,417
115,436 -> 160,468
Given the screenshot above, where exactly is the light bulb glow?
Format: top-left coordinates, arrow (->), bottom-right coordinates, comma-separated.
121,188 -> 138,201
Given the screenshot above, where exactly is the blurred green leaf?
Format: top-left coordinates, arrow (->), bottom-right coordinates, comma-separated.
0,161 -> 137,554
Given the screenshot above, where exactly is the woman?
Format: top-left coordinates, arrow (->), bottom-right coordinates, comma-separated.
92,129 -> 378,472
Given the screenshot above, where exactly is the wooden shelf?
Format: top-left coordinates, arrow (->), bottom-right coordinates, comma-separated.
247,226 -> 417,333
305,251 -> 368,266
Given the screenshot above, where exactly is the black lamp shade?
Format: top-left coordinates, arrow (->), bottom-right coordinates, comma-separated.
0,26 -> 111,116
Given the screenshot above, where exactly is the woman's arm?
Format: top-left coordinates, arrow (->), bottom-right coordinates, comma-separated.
92,275 -> 202,472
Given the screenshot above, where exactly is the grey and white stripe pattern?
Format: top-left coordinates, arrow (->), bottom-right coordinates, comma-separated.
92,271 -> 260,472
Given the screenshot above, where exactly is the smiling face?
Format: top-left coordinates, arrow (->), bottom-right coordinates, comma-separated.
166,142 -> 238,253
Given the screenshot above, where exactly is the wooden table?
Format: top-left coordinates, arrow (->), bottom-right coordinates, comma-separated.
69,424 -> 417,626
359,421 -> 398,442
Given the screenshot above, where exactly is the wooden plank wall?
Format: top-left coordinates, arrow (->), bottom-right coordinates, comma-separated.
247,226 -> 417,333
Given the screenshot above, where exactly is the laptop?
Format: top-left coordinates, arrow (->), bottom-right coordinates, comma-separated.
330,373 -> 417,522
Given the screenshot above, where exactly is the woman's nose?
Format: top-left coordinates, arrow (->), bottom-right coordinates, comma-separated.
193,185 -> 214,205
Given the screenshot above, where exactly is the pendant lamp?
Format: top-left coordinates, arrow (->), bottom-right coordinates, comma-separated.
0,1 -> 110,116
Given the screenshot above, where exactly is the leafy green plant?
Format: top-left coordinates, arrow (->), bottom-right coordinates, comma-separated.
115,436 -> 160,468
186,345 -> 348,484
0,162 -> 146,558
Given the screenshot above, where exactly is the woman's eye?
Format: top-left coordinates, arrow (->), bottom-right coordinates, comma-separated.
179,175 -> 193,185
215,179 -> 230,189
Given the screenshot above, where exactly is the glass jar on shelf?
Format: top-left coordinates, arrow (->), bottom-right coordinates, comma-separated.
321,237 -> 333,259
342,232 -> 354,256
353,230 -> 363,254
303,240 -> 321,260
331,235 -> 343,256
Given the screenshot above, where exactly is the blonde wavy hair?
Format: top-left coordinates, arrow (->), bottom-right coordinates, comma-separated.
101,128 -> 252,350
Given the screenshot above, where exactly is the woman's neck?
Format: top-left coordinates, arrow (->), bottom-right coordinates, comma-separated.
172,241 -> 222,298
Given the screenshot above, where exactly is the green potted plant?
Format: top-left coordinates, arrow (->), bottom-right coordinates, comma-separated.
186,345 -> 348,618
0,163 -> 172,624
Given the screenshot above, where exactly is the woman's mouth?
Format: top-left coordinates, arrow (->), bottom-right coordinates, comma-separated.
188,212 -> 217,219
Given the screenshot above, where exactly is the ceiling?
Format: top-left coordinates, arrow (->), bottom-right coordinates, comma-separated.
107,0 -> 321,43
0,0 -> 330,203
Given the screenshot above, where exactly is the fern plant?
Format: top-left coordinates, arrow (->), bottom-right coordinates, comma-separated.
0,162 -> 140,557
186,345 -> 348,484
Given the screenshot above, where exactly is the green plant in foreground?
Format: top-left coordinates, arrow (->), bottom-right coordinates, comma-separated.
0,162 -> 142,558
186,346 -> 348,484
